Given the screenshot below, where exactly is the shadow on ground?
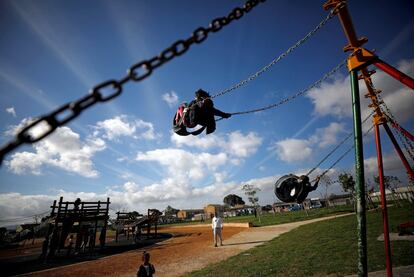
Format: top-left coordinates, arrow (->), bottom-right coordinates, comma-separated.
0,233 -> 172,276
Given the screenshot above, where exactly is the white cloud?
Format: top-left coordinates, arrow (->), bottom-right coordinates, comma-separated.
6,107 -> 16,117
307,74 -> 351,118
364,152 -> 411,177
5,119 -> 105,178
307,59 -> 414,124
162,91 -> 179,107
136,148 -> 228,181
171,131 -> 262,158
312,122 -> 347,148
94,115 -> 159,141
273,138 -> 313,163
227,131 -> 262,157
171,132 -> 222,150
270,121 -> 349,163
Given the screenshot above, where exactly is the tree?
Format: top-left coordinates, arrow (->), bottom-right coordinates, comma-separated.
374,175 -> 403,207
338,172 -> 355,194
223,194 -> 245,207
241,183 -> 261,223
337,172 -> 356,211
128,211 -> 142,219
319,175 -> 334,207
373,175 -> 402,189
164,205 -> 179,217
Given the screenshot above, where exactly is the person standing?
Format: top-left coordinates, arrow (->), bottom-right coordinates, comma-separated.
211,213 -> 223,247
137,251 -> 155,277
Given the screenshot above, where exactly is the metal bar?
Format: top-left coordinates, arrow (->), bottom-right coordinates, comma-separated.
383,123 -> 414,183
351,70 -> 368,276
374,124 -> 393,277
374,60 -> 414,90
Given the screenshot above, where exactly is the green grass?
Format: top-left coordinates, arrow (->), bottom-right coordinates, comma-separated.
187,204 -> 414,277
223,206 -> 354,227
158,206 -> 354,228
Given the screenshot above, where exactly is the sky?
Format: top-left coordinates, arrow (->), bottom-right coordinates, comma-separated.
1,0 -> 414,226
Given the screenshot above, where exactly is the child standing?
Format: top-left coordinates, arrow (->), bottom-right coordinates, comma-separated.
137,251 -> 155,277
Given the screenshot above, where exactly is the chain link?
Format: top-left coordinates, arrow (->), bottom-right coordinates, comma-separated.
230,59 -> 347,116
318,124 -> 375,179
0,0 -> 265,164
210,9 -> 335,99
368,81 -> 414,163
307,111 -> 375,176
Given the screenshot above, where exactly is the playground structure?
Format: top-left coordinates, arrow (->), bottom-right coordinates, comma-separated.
114,209 -> 161,243
0,0 -> 412,275
322,1 -> 414,276
42,197 -> 110,258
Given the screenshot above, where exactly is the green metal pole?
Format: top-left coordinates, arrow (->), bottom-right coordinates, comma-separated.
350,70 -> 368,276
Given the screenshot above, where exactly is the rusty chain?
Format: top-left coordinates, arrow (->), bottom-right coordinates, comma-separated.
0,0 -> 265,164
210,9 -> 336,99
229,58 -> 347,116
376,93 -> 414,163
366,79 -> 414,163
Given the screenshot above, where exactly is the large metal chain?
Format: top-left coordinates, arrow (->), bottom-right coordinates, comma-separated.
210,9 -> 335,99
229,58 -> 347,116
307,110 -> 375,176
0,0 -> 265,164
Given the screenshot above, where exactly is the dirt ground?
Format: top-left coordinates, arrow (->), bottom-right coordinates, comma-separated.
21,225 -> 245,277
18,215 -> 353,277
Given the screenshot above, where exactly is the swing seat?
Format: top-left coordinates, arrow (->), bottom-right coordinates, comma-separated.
172,105 -> 206,136
275,174 -> 317,204
274,174 -> 303,203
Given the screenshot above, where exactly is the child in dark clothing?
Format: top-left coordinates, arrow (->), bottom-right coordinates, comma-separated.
137,251 -> 155,277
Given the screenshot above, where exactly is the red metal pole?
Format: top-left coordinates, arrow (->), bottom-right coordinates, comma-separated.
374,124 -> 393,277
374,60 -> 414,90
383,123 -> 414,183
390,121 -> 414,142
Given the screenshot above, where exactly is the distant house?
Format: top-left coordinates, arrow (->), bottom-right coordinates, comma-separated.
273,202 -> 296,212
370,186 -> 414,203
204,204 -> 225,218
177,209 -> 204,220
327,193 -> 353,206
16,223 -> 39,233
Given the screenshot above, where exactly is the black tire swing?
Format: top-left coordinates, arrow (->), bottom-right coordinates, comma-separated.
274,174 -> 314,203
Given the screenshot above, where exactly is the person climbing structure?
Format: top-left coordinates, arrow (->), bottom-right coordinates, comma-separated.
173,89 -> 231,136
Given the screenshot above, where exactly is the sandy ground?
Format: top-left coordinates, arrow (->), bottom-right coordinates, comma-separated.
20,214 -> 353,277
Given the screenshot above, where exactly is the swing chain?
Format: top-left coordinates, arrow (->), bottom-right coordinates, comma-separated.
210,9 -> 336,99
318,124 -> 375,179
370,82 -> 414,163
0,0 -> 265,164
231,58 -> 347,115
306,111 -> 374,177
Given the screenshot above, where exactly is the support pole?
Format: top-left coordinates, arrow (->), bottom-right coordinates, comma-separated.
383,123 -> 414,183
374,124 -> 393,277
350,70 -> 368,276
374,60 -> 414,90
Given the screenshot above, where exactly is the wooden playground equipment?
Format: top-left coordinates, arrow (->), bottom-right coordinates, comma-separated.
43,197 -> 110,259
114,209 -> 162,243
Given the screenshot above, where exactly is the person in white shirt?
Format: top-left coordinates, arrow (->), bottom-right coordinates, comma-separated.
211,213 -> 223,247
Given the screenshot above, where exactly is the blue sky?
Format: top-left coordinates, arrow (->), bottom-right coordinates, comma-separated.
1,0 -> 413,225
